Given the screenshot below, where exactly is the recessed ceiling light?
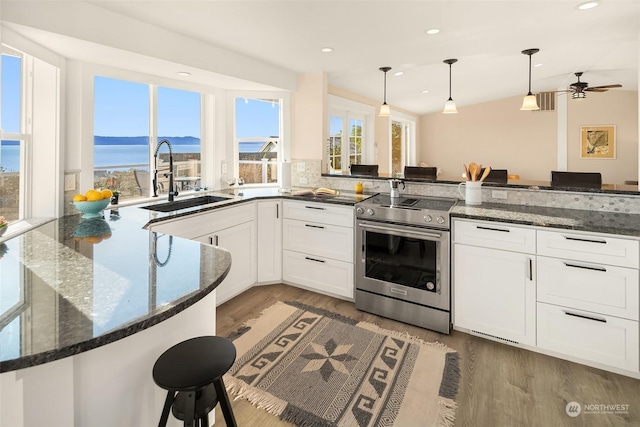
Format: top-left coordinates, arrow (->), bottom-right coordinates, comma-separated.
321,47 -> 333,53
425,28 -> 440,35
578,1 -> 598,10
394,71 -> 404,77
421,90 -> 429,94
534,63 -> 543,67
176,71 -> 191,76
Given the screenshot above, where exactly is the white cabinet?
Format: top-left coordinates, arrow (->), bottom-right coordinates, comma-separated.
149,203 -> 257,305
453,218 -> 640,375
453,220 -> 536,345
282,200 -> 355,299
537,302 -> 639,372
257,200 -> 282,283
536,229 -> 640,372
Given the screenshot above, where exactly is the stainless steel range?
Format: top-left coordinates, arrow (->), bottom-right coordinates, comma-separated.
355,193 -> 458,334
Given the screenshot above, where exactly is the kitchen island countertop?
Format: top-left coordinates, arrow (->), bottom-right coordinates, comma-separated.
0,206 -> 231,373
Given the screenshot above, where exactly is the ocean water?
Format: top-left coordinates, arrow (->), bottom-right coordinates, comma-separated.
1,142 -> 263,172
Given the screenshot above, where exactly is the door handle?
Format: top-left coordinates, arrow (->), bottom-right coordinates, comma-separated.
563,236 -> 607,244
305,224 -> 325,229
564,262 -> 607,272
305,256 -> 326,263
563,310 -> 607,323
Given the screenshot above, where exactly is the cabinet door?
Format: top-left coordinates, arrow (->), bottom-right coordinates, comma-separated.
454,244 -> 536,345
257,200 -> 282,283
283,250 -> 354,299
196,221 -> 256,305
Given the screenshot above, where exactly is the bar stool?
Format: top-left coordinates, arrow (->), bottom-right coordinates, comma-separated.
153,336 -> 237,427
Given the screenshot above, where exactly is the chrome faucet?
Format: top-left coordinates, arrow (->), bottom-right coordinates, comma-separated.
153,139 -> 179,202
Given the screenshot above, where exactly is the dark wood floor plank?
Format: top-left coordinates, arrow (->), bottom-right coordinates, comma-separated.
215,284 -> 639,426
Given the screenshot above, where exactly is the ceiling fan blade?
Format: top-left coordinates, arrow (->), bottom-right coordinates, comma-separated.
548,89 -> 572,93
586,84 -> 622,90
584,88 -> 608,92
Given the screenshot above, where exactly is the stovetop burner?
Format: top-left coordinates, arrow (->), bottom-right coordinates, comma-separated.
356,193 -> 458,228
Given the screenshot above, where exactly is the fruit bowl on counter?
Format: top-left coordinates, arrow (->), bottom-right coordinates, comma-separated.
73,189 -> 112,218
73,199 -> 111,218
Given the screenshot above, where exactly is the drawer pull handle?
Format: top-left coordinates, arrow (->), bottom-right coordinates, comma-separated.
305,206 -> 326,210
305,256 -> 326,263
209,236 -> 213,245
390,288 -> 408,296
214,235 -> 219,246
476,226 -> 510,233
564,236 -> 607,244
564,311 -> 607,323
305,224 -> 325,229
529,258 -> 533,281
564,262 -> 607,272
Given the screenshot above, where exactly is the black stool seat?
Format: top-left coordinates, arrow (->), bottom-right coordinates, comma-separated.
153,336 -> 237,427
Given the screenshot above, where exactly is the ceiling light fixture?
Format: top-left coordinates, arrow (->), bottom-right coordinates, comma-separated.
321,47 -> 333,53
421,90 -> 429,94
379,67 -> 392,117
520,48 -> 540,111
394,71 -> 404,77
425,29 -> 440,35
442,59 -> 458,114
578,1 -> 599,10
176,71 -> 191,76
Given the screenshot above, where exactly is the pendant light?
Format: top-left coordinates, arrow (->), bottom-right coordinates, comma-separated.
443,59 -> 458,114
520,48 -> 540,111
379,67 -> 391,116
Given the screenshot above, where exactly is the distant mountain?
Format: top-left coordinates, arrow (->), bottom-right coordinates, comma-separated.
94,136 -> 200,145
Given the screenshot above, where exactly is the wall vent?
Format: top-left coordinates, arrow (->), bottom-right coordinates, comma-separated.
471,329 -> 520,345
535,92 -> 556,111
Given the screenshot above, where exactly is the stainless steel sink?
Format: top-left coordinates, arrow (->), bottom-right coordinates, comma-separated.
140,195 -> 231,212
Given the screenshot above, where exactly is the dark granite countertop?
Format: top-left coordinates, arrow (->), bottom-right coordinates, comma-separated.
0,207 -> 231,373
452,202 -> 640,237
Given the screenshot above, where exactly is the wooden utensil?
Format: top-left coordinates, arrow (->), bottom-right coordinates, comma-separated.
468,162 -> 479,181
479,166 -> 492,182
463,164 -> 470,180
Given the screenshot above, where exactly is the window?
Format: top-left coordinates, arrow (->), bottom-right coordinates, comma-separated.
93,77 -> 202,200
326,95 -> 374,174
0,51 -> 25,222
390,116 -> 416,175
234,97 -> 280,185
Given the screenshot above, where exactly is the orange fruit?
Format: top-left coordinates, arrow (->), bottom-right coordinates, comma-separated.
73,194 -> 87,202
85,189 -> 103,201
101,189 -> 113,199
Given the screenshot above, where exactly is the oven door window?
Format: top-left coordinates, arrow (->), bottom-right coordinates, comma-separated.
364,230 -> 439,292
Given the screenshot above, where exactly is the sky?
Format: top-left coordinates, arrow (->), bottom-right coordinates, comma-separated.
1,55 -> 20,133
2,60 -> 279,139
93,75 -> 280,139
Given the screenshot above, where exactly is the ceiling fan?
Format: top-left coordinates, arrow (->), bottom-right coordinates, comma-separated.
554,72 -> 622,99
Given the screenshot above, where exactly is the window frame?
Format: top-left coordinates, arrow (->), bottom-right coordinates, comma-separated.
326,95 -> 375,174
228,91 -> 291,188
389,111 -> 416,174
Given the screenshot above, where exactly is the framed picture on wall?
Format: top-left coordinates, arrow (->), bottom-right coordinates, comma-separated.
580,125 -> 616,159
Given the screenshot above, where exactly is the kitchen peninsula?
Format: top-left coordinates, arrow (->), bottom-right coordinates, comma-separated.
0,206 -> 232,426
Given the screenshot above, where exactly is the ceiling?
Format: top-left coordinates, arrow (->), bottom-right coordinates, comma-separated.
5,1 -> 640,114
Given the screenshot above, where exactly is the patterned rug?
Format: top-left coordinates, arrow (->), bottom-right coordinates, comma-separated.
224,301 -> 459,427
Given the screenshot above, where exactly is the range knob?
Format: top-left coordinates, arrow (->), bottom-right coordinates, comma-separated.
426,281 -> 436,291
423,215 -> 432,223
366,208 -> 375,216
436,216 -> 445,224
356,207 -> 364,215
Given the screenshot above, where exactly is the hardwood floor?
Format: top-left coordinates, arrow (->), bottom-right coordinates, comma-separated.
215,284 -> 639,426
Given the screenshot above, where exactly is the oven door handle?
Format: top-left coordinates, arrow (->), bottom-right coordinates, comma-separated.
358,222 -> 443,240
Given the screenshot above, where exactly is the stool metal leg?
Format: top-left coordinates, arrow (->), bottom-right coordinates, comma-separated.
159,391 -> 175,427
183,391 -> 196,427
213,378 -> 237,427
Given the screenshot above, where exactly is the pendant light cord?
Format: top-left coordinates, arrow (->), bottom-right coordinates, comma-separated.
448,63 -> 453,101
383,71 -> 388,103
527,53 -> 533,95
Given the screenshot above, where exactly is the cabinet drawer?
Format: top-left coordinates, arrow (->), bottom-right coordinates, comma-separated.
537,230 -> 639,269
283,250 -> 354,299
151,202 -> 255,239
283,219 -> 353,262
453,219 -> 536,254
537,302 -> 639,372
283,201 -> 354,227
537,256 -> 639,320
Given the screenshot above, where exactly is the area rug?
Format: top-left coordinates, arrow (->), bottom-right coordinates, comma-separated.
224,301 -> 459,427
